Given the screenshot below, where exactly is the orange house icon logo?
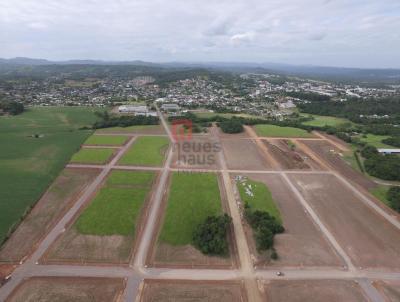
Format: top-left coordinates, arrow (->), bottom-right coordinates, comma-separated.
171,119 -> 193,141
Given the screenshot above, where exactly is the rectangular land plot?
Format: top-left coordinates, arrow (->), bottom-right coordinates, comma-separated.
139,280 -> 247,302
171,137 -> 221,169
150,172 -> 236,268
43,170 -> 156,264
221,139 -> 273,170
302,140 -> 376,190
6,277 -> 125,302
83,134 -> 130,146
254,124 -> 315,138
236,174 -> 342,268
263,280 -> 368,302
70,148 -> 115,164
373,280 -> 400,302
262,139 -> 323,170
96,124 -> 165,135
288,173 -> 400,270
118,136 -> 169,166
0,168 -> 100,263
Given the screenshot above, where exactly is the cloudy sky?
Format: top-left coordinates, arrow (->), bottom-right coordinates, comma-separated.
0,0 -> 399,68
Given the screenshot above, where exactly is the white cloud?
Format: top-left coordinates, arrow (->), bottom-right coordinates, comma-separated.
0,0 -> 399,67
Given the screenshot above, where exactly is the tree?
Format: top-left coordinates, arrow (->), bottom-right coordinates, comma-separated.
387,187 -> 400,212
361,145 -> 379,159
0,99 -> 24,115
193,214 -> 232,255
219,119 -> 243,134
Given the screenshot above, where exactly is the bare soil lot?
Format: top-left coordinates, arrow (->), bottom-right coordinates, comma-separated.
221,139 -> 273,170
171,136 -> 221,169
6,277 -> 125,302
262,139 -> 322,170
0,168 -> 100,263
302,140 -> 376,190
373,280 -> 400,302
288,173 -> 400,270
263,280 -> 368,302
139,280 -> 247,302
149,174 -> 237,268
237,173 -> 342,268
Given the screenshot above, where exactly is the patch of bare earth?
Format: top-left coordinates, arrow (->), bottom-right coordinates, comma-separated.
6,277 -> 125,302
373,280 -> 400,302
302,140 -> 376,190
0,168 -> 100,263
261,139 -> 323,170
139,280 -> 247,302
288,173 -> 400,270
171,136 -> 221,170
236,174 -> 342,269
263,280 -> 368,302
221,139 -> 273,170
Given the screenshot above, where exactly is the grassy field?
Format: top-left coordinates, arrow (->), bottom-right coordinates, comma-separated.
96,125 -> 161,133
0,106 -> 99,243
254,124 -> 314,138
356,134 -> 392,148
370,185 -> 391,207
237,178 -> 282,223
159,173 -> 223,245
301,114 -> 350,127
70,148 -> 115,164
76,170 -> 155,236
84,135 -> 129,146
118,136 -> 169,166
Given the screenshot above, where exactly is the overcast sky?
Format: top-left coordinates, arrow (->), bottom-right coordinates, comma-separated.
0,0 -> 399,68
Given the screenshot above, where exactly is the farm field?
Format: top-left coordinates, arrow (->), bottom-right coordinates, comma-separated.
0,107 -> 98,244
236,174 -> 341,268
6,277 -> 125,302
83,134 -> 129,146
263,280 -> 368,302
221,138 -> 273,170
95,124 -> 165,134
70,148 -> 115,164
43,170 -> 156,264
254,124 -> 314,138
118,136 -> 169,166
301,114 -> 350,127
152,172 -> 234,267
139,280 -> 247,302
288,173 -> 400,269
0,168 -> 100,263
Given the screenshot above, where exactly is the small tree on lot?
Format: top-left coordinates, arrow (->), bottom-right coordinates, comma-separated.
387,187 -> 400,212
193,214 -> 232,256
219,119 -> 244,134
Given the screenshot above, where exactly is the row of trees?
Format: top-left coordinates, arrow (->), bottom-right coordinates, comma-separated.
92,111 -> 159,129
244,203 -> 284,257
0,98 -> 24,115
387,187 -> 400,213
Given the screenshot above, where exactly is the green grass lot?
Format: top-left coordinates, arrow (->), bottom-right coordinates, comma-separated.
194,112 -> 259,119
96,125 -> 161,133
0,106 -> 99,243
301,114 -> 350,127
254,124 -> 314,138
76,170 -> 155,236
237,179 -> 282,223
159,173 -> 223,246
355,134 -> 392,149
84,135 -> 129,146
118,136 -> 169,166
70,148 -> 115,164
370,185 -> 391,207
